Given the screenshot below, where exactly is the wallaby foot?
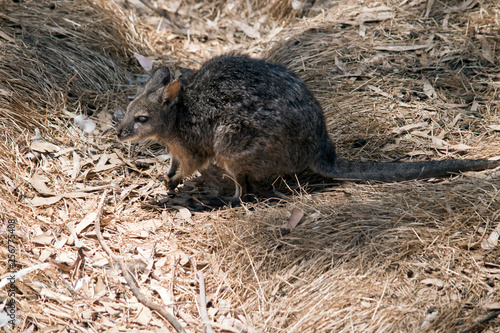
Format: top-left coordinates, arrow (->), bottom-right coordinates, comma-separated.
160,174 -> 180,191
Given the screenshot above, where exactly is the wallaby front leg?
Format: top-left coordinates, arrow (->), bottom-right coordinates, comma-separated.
166,157 -> 179,178
164,157 -> 180,189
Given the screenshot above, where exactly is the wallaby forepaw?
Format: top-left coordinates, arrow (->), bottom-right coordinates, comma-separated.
161,175 -> 179,190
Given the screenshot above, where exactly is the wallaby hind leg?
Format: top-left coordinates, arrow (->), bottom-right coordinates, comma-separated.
309,139 -> 339,178
227,173 -> 247,200
229,176 -> 255,206
223,168 -> 253,204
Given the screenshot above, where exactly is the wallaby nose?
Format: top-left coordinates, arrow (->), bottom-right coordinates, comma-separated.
115,127 -> 122,138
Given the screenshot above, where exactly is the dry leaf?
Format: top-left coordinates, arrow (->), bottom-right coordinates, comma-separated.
481,223 -> 500,250
449,0 -> 478,11
287,208 -> 304,230
39,248 -> 54,262
32,232 -> 54,245
30,141 -> 60,153
71,151 -> 81,180
424,0 -> 434,17
373,44 -> 432,52
30,195 -> 62,206
0,29 -> 15,43
335,56 -> 348,75
361,5 -> 393,12
39,288 -> 73,303
422,77 -> 436,98
421,278 -> 444,288
95,154 -> 109,167
67,221 -> 82,247
391,122 -> 429,135
481,39 -> 495,64
91,164 -> 117,173
134,52 -> 153,71
233,20 -> 261,39
132,303 -> 152,326
488,125 -> 500,131
357,11 -> 395,22
430,136 -> 446,147
75,211 -> 98,234
102,302 -> 121,316
174,206 -> 193,223
449,143 -> 472,151
0,263 -> 51,289
135,219 -> 163,233
30,173 -> 54,195
359,24 -> 366,37
151,284 -> 174,306
218,315 -> 255,333
484,302 -> 500,310
367,85 -> 392,98
420,310 -> 439,329
470,101 -> 480,113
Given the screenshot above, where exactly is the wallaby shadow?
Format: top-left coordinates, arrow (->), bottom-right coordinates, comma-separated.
154,163 -> 344,211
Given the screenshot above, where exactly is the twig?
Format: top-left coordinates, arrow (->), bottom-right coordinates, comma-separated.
459,310 -> 500,333
197,271 -> 214,333
94,190 -> 185,333
57,270 -> 88,300
371,278 -> 390,320
138,0 -> 185,29
63,71 -> 78,105
138,0 -> 171,18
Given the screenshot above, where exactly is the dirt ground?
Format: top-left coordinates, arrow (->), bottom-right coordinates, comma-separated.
1,0 -> 500,332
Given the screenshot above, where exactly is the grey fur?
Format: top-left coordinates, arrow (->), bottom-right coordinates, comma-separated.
116,55 -> 499,199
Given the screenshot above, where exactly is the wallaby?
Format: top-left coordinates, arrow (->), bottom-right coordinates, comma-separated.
116,54 -> 498,201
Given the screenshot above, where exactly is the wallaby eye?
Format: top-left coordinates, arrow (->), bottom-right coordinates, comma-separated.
137,116 -> 148,123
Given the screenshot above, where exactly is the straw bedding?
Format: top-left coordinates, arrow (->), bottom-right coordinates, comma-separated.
1,0 -> 499,332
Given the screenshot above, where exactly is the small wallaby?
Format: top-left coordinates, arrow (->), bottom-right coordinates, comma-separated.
116,55 -> 498,201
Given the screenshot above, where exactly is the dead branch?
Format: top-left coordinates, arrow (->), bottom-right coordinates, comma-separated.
459,310 -> 500,333
94,190 -> 186,333
138,0 -> 185,30
197,271 -> 214,333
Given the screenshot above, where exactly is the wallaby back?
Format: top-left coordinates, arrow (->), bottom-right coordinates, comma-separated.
117,54 -> 499,199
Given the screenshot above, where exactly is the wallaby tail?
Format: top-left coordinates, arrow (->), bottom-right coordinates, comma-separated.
325,158 -> 499,182
311,138 -> 498,182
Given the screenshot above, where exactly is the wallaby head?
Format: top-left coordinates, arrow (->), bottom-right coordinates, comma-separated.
116,67 -> 180,143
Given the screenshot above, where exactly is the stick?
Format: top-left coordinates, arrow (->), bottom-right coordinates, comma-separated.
94,190 -> 185,333
197,271 -> 214,333
138,0 -> 172,19
64,71 -> 78,105
459,310 -> 500,333
137,0 -> 185,30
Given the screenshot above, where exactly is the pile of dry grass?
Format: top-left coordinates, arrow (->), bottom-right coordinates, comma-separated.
0,0 -> 146,212
1,0 -> 500,332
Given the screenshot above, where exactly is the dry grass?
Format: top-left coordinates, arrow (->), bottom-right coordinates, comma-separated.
1,0 -> 500,332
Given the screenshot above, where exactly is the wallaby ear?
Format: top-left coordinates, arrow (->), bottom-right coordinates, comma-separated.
146,67 -> 171,91
162,80 -> 180,104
